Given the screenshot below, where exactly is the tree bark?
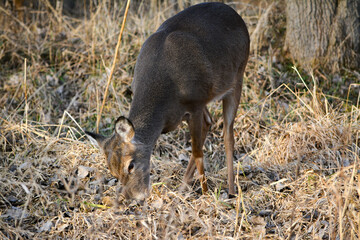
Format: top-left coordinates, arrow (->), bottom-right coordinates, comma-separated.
285,0 -> 360,72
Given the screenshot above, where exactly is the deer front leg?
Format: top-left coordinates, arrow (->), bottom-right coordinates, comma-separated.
183,108 -> 211,193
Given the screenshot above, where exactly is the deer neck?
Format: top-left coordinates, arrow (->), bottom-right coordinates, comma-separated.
128,104 -> 164,148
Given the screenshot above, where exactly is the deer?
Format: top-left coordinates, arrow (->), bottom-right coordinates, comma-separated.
86,2 -> 250,200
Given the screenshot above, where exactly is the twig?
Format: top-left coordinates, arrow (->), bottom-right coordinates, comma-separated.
23,58 -> 28,131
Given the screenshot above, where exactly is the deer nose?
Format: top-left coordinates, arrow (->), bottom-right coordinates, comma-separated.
133,191 -> 149,201
120,187 -> 149,201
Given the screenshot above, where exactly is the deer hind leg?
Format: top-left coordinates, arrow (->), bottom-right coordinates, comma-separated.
14,0 -> 25,22
223,76 -> 243,196
183,108 -> 212,193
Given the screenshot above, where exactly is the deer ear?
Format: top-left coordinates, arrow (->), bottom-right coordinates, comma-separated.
114,116 -> 135,142
85,131 -> 107,149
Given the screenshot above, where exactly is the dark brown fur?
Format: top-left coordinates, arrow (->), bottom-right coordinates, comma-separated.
86,2 -> 250,200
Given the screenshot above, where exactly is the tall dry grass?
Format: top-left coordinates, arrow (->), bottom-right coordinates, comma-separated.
1,0 -> 359,239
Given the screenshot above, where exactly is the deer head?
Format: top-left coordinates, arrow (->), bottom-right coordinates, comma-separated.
86,117 -> 150,200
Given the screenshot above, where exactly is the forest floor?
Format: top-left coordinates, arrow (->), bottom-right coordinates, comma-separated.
1,1 -> 359,239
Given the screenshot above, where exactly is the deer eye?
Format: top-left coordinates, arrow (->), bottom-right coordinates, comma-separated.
128,162 -> 135,174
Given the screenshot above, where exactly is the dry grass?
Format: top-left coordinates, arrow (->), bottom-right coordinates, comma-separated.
1,0 -> 360,239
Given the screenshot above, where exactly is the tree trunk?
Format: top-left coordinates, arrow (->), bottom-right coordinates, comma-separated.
285,0 -> 360,72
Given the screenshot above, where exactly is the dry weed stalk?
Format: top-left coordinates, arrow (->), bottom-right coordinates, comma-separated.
96,0 -> 131,133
